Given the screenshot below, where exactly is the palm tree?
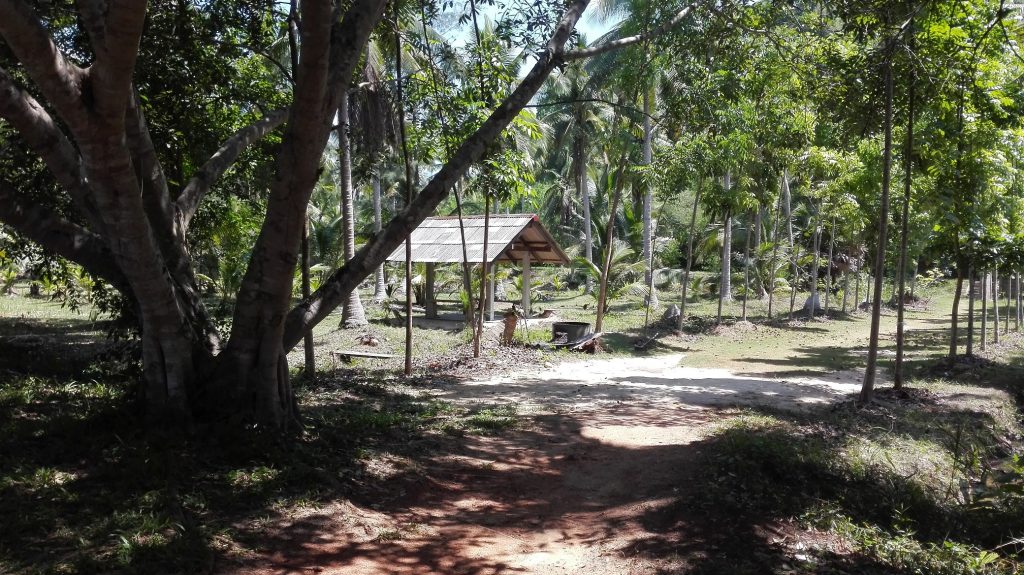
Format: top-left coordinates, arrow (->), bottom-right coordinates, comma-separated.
337,91 -> 368,327
536,47 -> 612,293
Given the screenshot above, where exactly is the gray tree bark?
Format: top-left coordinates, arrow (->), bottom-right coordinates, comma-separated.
992,267 -> 1000,344
642,90 -> 658,308
579,132 -> 594,294
338,91 -> 368,327
860,57 -> 894,404
981,270 -> 988,351
371,168 -> 386,302
679,178 -> 702,327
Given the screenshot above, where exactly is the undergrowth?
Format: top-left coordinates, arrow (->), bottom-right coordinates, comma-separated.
689,373 -> 1024,575
0,368 -> 518,574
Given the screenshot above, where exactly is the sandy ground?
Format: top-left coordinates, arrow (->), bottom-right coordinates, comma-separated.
232,354 -> 864,575
432,353 -> 863,414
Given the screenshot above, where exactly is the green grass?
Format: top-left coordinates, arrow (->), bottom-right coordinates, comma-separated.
682,362 -> 1024,574
0,360 -> 519,574
5,276 -> 1024,573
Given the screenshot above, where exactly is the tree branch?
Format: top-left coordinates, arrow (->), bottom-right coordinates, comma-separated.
0,65 -> 103,232
563,2 -> 698,61
0,0 -> 89,127
0,180 -> 128,292
282,0 -> 591,350
327,0 -> 389,113
175,108 -> 289,228
76,0 -> 109,49
88,0 -> 148,123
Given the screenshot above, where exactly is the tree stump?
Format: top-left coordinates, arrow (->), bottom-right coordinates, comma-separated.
500,309 -> 518,346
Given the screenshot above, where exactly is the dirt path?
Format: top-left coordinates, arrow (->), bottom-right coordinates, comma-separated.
232,355 -> 864,575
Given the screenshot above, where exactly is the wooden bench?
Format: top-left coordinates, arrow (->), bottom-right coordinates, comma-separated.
330,350 -> 396,366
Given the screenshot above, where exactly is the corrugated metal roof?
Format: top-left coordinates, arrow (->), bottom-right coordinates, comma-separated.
386,214 -> 570,265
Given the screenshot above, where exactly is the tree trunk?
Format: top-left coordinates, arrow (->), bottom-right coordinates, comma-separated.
992,267 -> 1000,344
596,153 -> 630,333
678,178 -> 702,328
981,270 -> 988,351
894,59 -> 914,388
217,0 -> 384,430
842,272 -> 850,313
783,171 -> 798,321
910,259 -> 918,299
0,0 -> 609,434
393,11 -> 415,375
967,265 -> 975,356
642,90 -> 658,308
824,215 -> 836,317
1005,270 -> 1011,334
302,218 -> 315,375
579,131 -> 594,295
854,272 -> 861,312
371,168 -> 386,302
475,194 -> 492,356
860,57 -> 894,404
808,218 -> 821,322
339,91 -> 368,327
767,176 -> 784,319
742,210 -> 752,321
1011,272 -> 1019,331
753,203 -> 763,297
718,206 -> 732,325
949,268 -> 963,358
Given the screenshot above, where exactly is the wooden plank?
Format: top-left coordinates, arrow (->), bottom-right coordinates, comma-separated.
330,350 -> 396,365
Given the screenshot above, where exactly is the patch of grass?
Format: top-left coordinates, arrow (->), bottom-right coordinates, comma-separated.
687,371 -> 1024,574
465,405 -> 518,434
0,365 -> 521,574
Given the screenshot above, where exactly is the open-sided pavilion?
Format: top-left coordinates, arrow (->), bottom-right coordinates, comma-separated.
385,214 -> 570,318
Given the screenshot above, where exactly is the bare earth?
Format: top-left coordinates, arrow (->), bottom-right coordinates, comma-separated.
232,354 -> 864,575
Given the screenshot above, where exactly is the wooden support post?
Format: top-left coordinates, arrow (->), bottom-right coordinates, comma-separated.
521,254 -> 531,316
425,263 -> 437,319
487,262 -> 496,321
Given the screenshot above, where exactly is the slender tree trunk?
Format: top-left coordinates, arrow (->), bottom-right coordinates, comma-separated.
753,203 -> 764,297
394,13 -> 414,375
475,194 -> 492,356
678,178 -> 702,328
967,265 -> 976,356
808,218 -> 821,321
416,2 -> 472,329
642,90 -> 657,308
894,61 -> 914,388
910,259 -> 918,299
767,177 -> 784,320
488,197 -> 497,321
981,270 -> 988,351
453,181 -> 474,329
580,132 -> 594,295
950,267 -> 963,358
338,91 -> 367,327
1011,272 -> 1019,331
302,218 -> 315,375
742,210 -> 752,321
596,153 -> 630,333
718,205 -> 732,325
824,215 -> 836,317
842,272 -> 850,313
860,57 -> 894,404
993,267 -> 1000,344
1005,270 -> 1011,334
371,168 -> 386,302
854,272 -> 861,312
783,171 -> 798,320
